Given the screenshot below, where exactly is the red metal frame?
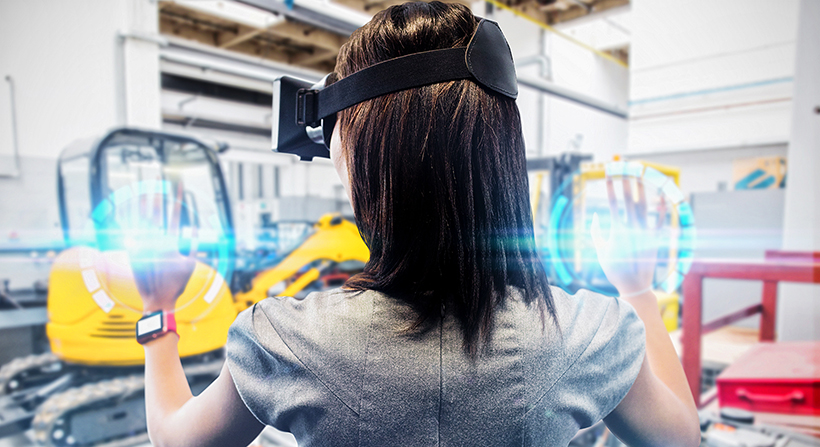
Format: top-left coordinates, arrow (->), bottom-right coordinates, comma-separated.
681,250 -> 820,407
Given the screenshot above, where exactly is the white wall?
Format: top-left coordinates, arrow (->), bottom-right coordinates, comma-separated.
0,0 -> 161,288
626,143 -> 787,194
779,0 -> 820,342
628,0 -> 799,154
0,0 -> 160,161
627,0 -> 817,340
475,3 -> 629,161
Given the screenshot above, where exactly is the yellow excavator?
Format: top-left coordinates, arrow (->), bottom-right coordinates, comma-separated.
0,128 -> 369,447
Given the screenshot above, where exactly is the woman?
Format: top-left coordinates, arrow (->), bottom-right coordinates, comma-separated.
134,3 -> 699,446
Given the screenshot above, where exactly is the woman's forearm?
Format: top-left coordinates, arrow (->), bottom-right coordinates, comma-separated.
143,334 -> 193,446
142,335 -> 265,447
622,291 -> 698,413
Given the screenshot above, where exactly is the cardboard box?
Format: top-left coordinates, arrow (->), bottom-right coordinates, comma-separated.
733,156 -> 787,190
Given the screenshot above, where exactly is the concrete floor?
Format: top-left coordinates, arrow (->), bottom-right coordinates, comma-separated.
0,432 -> 30,447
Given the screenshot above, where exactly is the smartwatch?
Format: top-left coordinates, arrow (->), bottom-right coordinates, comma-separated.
136,310 -> 177,345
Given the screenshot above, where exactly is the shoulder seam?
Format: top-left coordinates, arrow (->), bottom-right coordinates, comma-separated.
225,305 -> 268,426
255,298 -> 362,417
522,295 -> 615,418
356,293 -> 376,446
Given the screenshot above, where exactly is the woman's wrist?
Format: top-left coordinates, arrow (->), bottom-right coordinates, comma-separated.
616,286 -> 654,299
141,331 -> 180,348
617,287 -> 659,313
142,305 -> 176,315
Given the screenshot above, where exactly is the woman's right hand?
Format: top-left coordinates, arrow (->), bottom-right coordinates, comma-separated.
127,181 -> 196,314
590,174 -> 665,296
593,173 -> 700,447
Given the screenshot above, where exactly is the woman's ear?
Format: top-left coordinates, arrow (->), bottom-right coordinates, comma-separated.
330,120 -> 352,204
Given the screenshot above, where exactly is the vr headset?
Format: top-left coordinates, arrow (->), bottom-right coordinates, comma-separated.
272,18 -> 518,161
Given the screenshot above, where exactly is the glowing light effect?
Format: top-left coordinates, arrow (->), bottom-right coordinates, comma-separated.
79,180 -> 232,314
543,162 -> 696,296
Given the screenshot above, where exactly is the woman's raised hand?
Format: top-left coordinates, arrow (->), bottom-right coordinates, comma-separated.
127,180 -> 197,313
590,174 -> 666,296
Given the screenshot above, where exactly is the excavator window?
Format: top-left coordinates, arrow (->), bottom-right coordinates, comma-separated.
58,130 -> 234,277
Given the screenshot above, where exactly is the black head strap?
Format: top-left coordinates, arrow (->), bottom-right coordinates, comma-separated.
296,19 -> 517,127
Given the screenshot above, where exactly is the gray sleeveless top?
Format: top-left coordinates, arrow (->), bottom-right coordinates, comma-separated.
226,286 -> 645,446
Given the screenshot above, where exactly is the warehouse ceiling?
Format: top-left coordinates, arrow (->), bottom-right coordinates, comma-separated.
158,0 -> 628,72
496,0 -> 628,25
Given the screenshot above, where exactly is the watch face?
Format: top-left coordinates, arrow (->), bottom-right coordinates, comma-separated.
136,310 -> 176,344
137,314 -> 162,336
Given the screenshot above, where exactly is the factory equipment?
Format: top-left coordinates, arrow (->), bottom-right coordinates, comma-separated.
530,156 -> 691,332
0,128 -> 369,447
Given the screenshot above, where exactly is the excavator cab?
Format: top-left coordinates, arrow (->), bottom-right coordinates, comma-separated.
0,129 -> 238,447
58,128 -> 234,273
0,127 -> 369,447
51,128 -> 238,365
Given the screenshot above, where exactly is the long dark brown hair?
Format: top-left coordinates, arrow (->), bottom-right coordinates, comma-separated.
337,1 -> 555,355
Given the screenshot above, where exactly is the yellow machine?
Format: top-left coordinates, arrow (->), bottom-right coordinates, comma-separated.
529,155 -> 682,332
233,214 -> 369,310
0,128 -> 369,447
46,248 -> 235,366
47,216 -> 368,367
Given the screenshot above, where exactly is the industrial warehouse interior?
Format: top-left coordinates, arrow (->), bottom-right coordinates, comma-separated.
0,0 -> 818,446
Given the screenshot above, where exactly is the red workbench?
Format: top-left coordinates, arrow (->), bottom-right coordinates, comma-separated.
681,250 -> 820,408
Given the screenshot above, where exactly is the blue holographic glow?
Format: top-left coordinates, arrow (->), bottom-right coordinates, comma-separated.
662,180 -> 685,205
677,202 -> 694,227
680,226 -> 697,250
605,161 -> 626,176
549,195 -> 573,286
91,200 -> 114,223
642,167 -> 669,190
544,163 -> 696,295
85,180 -> 233,313
112,186 -> 133,205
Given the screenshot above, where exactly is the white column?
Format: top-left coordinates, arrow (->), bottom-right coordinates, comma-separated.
779,0 -> 820,341
121,0 -> 161,129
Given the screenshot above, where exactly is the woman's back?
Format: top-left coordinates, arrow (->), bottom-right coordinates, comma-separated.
227,287 -> 644,446
132,4 -> 699,446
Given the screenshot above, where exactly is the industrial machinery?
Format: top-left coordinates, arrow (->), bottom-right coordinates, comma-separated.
529,155 -> 690,332
0,128 -> 369,447
569,409 -> 820,447
232,214 -> 369,308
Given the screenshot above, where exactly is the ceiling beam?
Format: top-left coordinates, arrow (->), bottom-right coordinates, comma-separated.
218,14 -> 288,49
161,15 -> 222,46
530,0 -> 630,23
502,3 -> 551,27
160,16 -> 297,64
219,25 -> 265,48
222,39 -> 292,64
333,0 -> 470,13
290,48 -> 339,66
550,0 -> 628,22
265,20 -> 346,51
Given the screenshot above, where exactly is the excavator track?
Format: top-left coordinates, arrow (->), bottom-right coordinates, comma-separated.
31,375 -> 146,447
29,358 -> 223,447
0,353 -> 63,396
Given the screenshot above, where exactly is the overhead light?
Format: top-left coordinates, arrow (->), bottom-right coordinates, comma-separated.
170,0 -> 285,29
291,0 -> 371,28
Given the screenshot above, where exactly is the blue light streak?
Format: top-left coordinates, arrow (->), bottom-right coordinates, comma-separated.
82,180 -> 233,313
545,163 -> 697,295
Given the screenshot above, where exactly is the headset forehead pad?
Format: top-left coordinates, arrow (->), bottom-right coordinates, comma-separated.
467,19 -> 518,99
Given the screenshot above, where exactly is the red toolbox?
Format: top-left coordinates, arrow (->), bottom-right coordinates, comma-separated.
716,341 -> 819,416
